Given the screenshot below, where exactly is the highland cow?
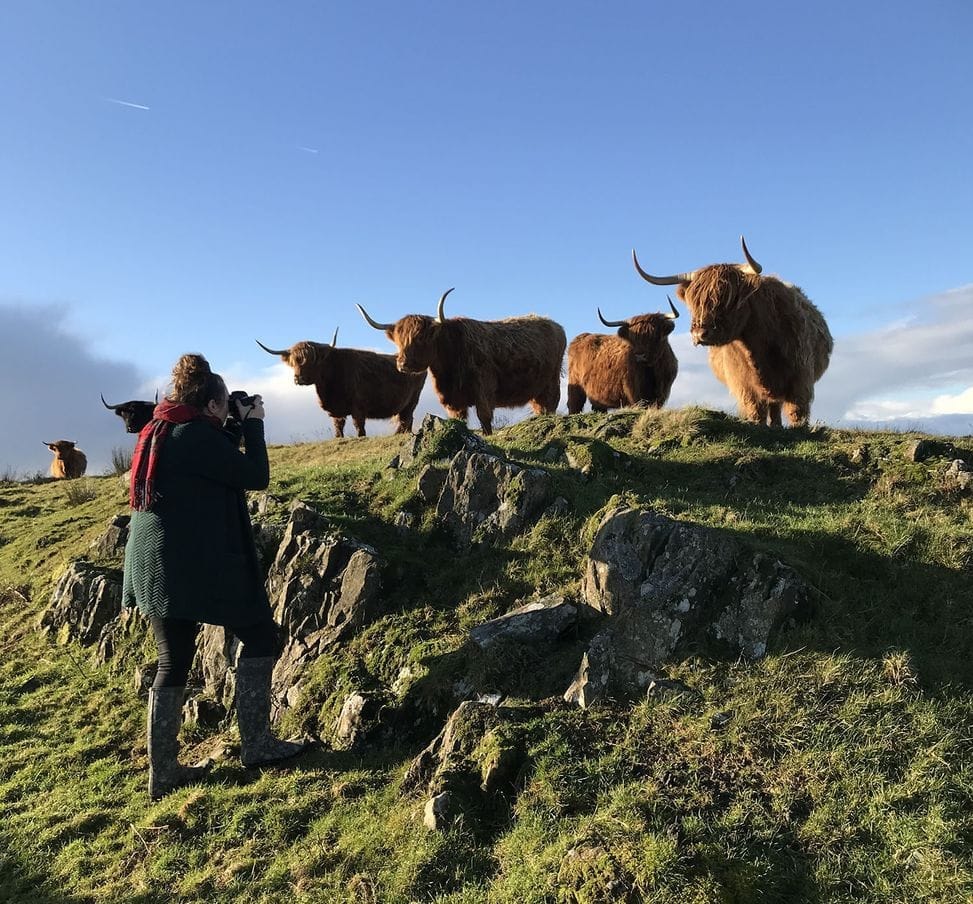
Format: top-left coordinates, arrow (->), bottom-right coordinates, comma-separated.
567,299 -> 679,413
357,288 -> 566,435
45,440 -> 87,479
256,328 -> 426,438
101,392 -> 158,434
632,236 -> 833,427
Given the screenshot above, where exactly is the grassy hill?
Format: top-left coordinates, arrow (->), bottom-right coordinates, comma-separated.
1,407 -> 971,903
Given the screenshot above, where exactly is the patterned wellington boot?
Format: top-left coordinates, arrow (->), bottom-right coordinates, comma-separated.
235,656 -> 309,768
147,686 -> 211,800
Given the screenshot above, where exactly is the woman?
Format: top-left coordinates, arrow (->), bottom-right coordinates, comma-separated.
123,353 -> 307,799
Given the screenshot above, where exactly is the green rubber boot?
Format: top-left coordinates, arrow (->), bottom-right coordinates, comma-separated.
147,686 -> 211,800
236,657 -> 309,768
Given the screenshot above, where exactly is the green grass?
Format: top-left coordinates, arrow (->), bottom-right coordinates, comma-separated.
1,408 -> 972,902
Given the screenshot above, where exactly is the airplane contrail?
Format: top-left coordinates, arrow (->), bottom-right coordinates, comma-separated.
298,146 -> 320,154
105,97 -> 151,111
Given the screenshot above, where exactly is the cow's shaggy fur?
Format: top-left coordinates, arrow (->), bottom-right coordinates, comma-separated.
382,313 -> 566,435
270,341 -> 426,437
46,441 -> 87,479
567,313 -> 678,413
635,245 -> 833,427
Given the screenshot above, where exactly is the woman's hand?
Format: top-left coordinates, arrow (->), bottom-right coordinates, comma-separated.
236,394 -> 265,421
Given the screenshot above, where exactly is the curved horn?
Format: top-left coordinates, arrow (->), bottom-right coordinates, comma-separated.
154,390 -> 159,404
356,304 -> 395,332
597,307 -> 628,328
740,235 -> 762,274
435,288 -> 455,324
632,248 -> 694,286
665,296 -> 680,320
100,393 -> 120,410
331,327 -> 339,347
255,339 -> 291,356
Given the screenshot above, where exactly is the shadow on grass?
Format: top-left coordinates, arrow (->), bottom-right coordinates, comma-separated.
0,855 -> 160,904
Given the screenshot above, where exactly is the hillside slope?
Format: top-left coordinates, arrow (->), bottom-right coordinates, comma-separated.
1,408 -> 972,903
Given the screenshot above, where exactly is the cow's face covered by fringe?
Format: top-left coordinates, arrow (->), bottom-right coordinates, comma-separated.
678,264 -> 759,347
388,316 -> 438,374
256,329 -> 339,386
632,236 -> 765,348
287,341 -> 332,385
615,313 -> 678,362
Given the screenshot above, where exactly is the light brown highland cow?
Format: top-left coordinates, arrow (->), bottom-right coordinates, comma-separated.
632,236 -> 833,427
45,440 -> 87,479
567,300 -> 679,413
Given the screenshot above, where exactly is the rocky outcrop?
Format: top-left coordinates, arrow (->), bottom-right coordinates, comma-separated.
404,700 -> 528,830
394,414 -> 490,470
566,506 -> 809,706
437,451 -> 553,545
263,501 -> 384,713
41,560 -> 123,647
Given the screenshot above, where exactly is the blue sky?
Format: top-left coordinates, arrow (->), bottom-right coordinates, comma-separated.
2,2 -> 972,473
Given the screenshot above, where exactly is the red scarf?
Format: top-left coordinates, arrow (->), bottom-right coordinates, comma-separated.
129,399 -> 223,511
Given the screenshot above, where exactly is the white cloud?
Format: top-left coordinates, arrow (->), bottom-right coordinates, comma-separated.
931,385 -> 973,415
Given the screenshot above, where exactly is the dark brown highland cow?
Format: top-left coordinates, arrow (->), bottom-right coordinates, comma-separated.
101,392 -> 158,433
632,236 -> 833,427
256,328 -> 426,437
567,299 -> 680,413
45,440 -> 87,479
358,288 -> 566,435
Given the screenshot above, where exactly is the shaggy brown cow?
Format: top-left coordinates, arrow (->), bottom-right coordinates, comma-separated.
45,440 -> 87,479
632,236 -> 833,427
567,298 -> 680,413
101,392 -> 158,433
357,288 -> 566,436
256,328 -> 426,438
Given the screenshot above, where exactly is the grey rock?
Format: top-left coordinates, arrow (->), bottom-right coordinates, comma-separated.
566,506 -> 808,706
416,465 -> 447,503
183,696 -> 227,729
436,451 -> 553,544
907,439 -> 955,462
41,560 -> 122,647
88,515 -> 130,561
334,691 -> 377,749
423,792 -> 454,831
563,633 -> 615,708
134,662 -> 158,699
264,501 -> 383,715
397,414 -> 489,470
470,596 -> 577,650
945,459 -> 973,492
404,701 -> 527,812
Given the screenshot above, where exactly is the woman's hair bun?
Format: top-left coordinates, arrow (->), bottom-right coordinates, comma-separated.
170,353 -> 223,408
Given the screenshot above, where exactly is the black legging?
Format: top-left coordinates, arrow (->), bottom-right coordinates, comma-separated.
150,616 -> 278,688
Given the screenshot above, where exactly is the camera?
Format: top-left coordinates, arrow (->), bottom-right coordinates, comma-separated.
227,390 -> 256,409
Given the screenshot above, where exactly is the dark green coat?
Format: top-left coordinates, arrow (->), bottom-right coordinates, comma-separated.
122,418 -> 272,627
